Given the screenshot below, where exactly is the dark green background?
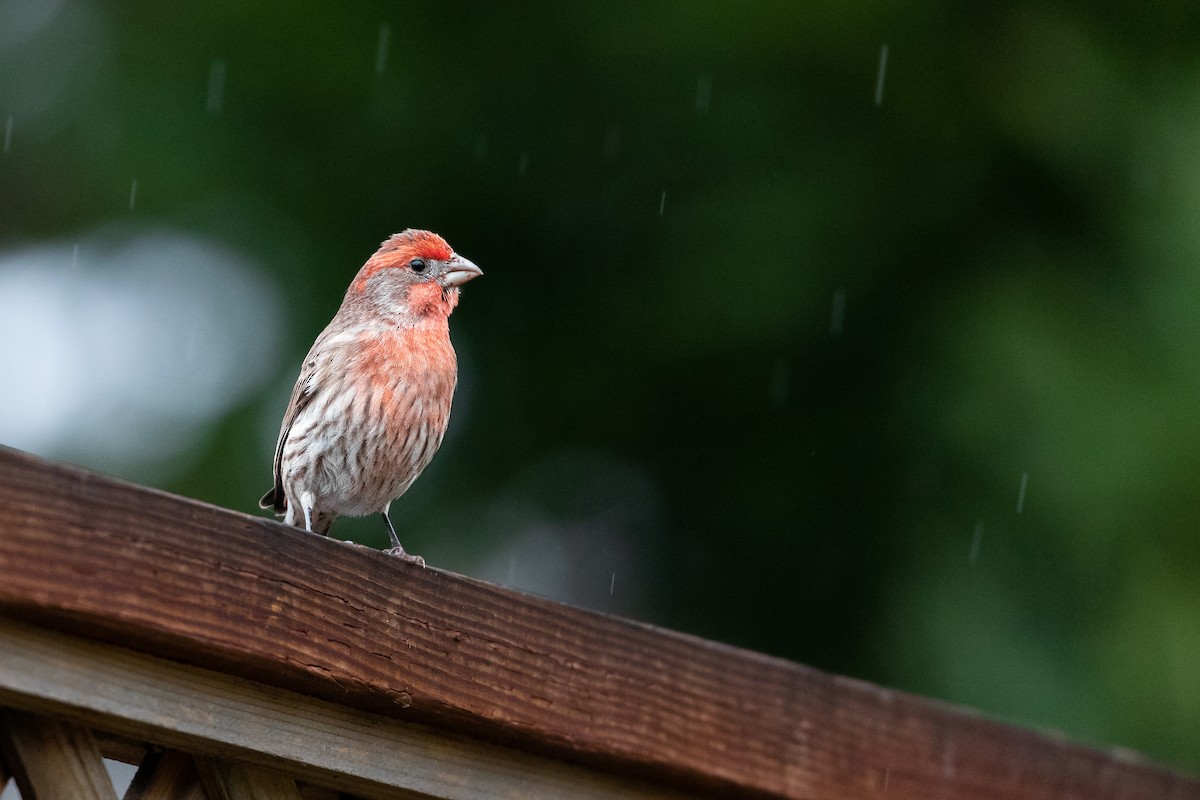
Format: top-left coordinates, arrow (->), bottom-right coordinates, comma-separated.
3,2 -> 1197,774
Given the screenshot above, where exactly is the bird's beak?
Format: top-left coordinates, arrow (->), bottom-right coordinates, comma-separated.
441,255 -> 483,287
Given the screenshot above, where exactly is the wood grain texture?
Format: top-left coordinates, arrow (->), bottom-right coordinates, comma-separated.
0,446 -> 1196,799
195,758 -> 303,800
0,618 -> 690,800
0,708 -> 117,800
123,750 -> 204,800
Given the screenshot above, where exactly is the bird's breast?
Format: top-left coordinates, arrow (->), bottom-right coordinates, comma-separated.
353,326 -> 457,438
357,326 -> 456,382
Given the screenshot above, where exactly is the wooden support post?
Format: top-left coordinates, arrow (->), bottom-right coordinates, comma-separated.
0,708 -> 117,800
123,749 -> 205,800
195,758 -> 303,800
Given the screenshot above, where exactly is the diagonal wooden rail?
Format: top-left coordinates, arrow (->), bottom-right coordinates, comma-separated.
0,445 -> 1196,799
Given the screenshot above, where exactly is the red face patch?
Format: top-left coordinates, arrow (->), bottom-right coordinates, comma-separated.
407,281 -> 450,316
354,230 -> 453,292
397,230 -> 453,261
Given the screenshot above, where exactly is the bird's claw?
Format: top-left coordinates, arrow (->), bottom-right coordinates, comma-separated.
383,547 -> 426,567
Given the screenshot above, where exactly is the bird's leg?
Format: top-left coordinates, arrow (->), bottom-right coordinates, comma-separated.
381,511 -> 402,550
300,491 -> 316,533
381,511 -> 425,566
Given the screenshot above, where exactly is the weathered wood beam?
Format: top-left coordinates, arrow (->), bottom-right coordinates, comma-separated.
0,618 -> 688,800
0,446 -> 1196,799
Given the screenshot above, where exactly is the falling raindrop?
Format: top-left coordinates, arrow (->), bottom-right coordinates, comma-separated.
375,23 -> 390,75
517,151 -> 529,177
695,75 -> 712,114
3,115 -> 11,153
206,60 -> 226,114
658,190 -> 667,216
830,287 -> 846,337
474,134 -> 487,161
969,519 -> 983,564
610,572 -> 616,596
941,739 -> 956,779
70,244 -> 79,268
874,44 -> 889,107
128,179 -> 138,211
1016,472 -> 1029,514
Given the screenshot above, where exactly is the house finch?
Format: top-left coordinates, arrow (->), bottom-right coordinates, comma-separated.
260,229 -> 482,563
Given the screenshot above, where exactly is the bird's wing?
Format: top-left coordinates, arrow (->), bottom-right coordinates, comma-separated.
262,364 -> 317,512
262,328 -> 350,512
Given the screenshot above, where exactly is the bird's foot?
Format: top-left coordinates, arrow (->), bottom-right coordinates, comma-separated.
379,511 -> 423,564
383,546 -> 426,567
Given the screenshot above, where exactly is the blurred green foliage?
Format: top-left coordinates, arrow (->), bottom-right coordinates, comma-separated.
2,1 -> 1198,774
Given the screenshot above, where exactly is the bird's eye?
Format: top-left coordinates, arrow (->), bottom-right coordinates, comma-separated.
409,258 -> 427,273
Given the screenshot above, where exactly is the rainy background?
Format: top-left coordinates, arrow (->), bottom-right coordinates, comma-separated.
2,0 -> 1198,781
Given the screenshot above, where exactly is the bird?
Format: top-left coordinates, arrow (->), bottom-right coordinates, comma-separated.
260,229 -> 482,563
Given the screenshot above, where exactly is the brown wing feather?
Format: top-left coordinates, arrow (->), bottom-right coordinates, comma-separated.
260,345 -> 325,513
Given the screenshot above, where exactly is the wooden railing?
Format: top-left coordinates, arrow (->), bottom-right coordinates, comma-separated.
0,446 -> 1195,799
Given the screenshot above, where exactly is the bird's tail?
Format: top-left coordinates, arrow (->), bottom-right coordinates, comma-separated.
259,487 -> 286,513
259,489 -> 335,535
